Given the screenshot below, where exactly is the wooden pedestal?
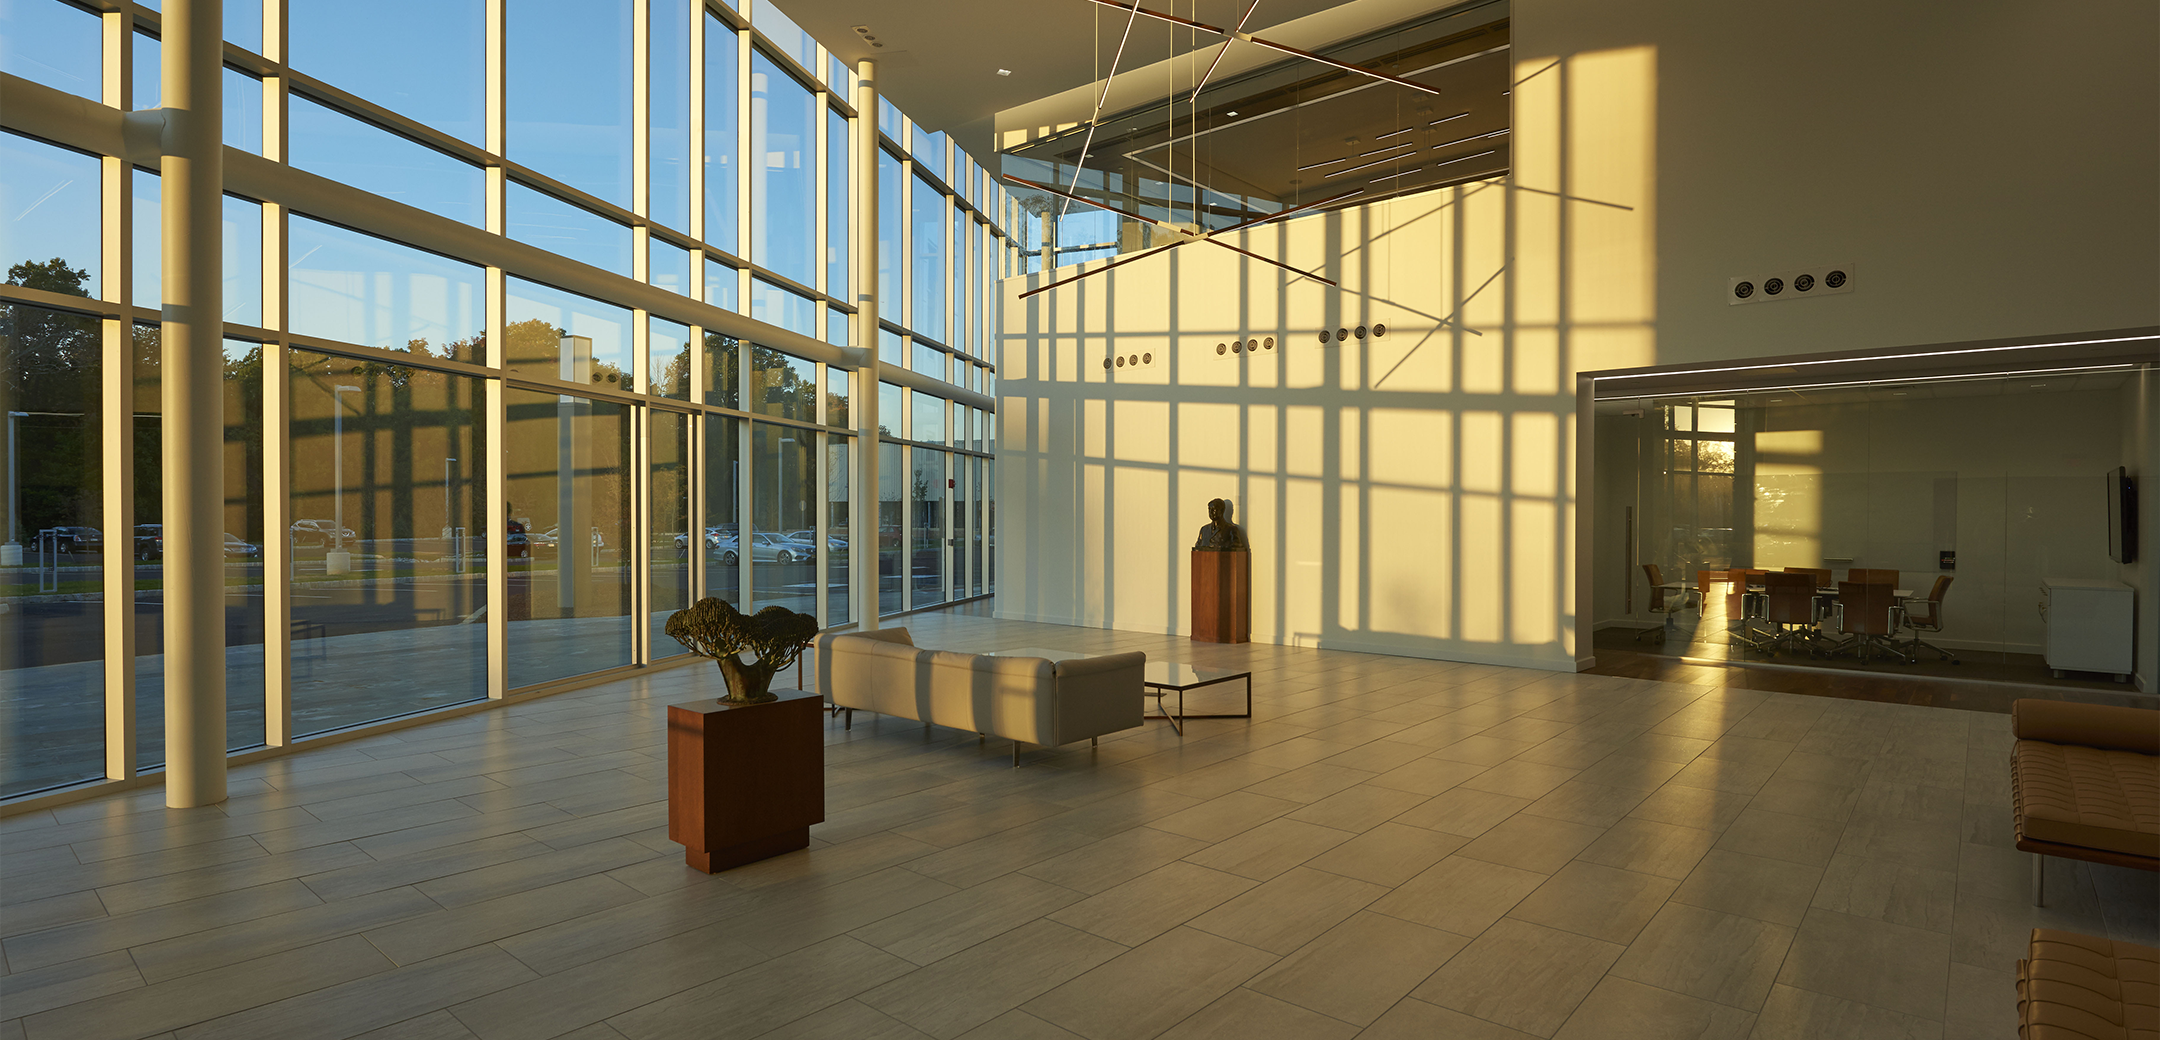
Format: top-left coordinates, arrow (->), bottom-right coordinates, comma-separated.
667,688 -> 825,873
1192,550 -> 1251,644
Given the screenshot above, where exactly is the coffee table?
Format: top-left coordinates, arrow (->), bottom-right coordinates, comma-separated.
1143,661 -> 1253,735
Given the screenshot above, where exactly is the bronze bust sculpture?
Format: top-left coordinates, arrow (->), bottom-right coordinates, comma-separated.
1193,498 -> 1249,551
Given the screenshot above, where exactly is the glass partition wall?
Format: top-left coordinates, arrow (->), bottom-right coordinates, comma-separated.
0,0 -> 1005,800
1592,368 -> 2146,689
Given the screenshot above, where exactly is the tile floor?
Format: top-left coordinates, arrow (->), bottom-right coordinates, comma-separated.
3,606 -> 2153,1040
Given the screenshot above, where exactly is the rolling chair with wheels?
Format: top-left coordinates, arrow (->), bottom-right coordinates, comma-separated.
1895,576 -> 1958,663
1827,581 -> 1911,663
1638,563 -> 1697,643
1725,568 -> 1773,651
1847,568 -> 1898,586
1759,571 -> 1827,656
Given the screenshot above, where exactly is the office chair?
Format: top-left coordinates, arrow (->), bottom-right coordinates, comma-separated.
1638,563 -> 1697,642
1759,571 -> 1825,656
1827,581 -> 1910,663
1896,576 -> 1958,663
1726,568 -> 1773,652
1782,566 -> 1832,586
1847,568 -> 1898,586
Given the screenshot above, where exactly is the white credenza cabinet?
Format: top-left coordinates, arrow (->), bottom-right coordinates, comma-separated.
2038,578 -> 2134,681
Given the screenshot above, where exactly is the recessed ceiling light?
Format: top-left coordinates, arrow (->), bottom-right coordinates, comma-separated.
996,69 -> 1012,77
1891,391 -> 1907,396
1225,110 -> 1239,116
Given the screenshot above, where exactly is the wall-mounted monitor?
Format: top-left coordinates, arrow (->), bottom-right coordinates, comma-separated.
2106,465 -> 2137,564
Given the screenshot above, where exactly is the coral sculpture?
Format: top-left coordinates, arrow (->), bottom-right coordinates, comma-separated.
664,598 -> 820,705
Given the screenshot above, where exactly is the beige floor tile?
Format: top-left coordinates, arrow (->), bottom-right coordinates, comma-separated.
1151,988 -> 1358,1040
363,875 -> 648,968
1520,782 -> 1650,829
1626,784 -> 1749,834
1413,917 -> 1624,1036
1244,911 -> 1469,1025
19,934 -> 390,1040
951,1010 -> 1083,1039
1430,735 -> 1540,767
1185,866 -> 1388,954
1457,814 -> 1605,874
1183,818 -> 1353,881
347,1009 -> 485,1040
1015,826 -> 1205,895
1550,976 -> 1755,1040
1281,784 -> 1426,833
859,920 -> 1125,1038
1811,854 -> 1957,933
1459,760 -> 1582,801
300,834 -> 553,903
94,842 -> 375,916
1515,738 -> 1623,771
1748,779 -> 1863,824
1566,755 -> 1687,793
1047,861 -> 1255,946
1576,818 -> 1717,880
1394,788 -> 1534,839
1021,927 -> 1277,1040
1508,861 -> 1678,945
181,944 -> 538,1040
723,866 -> 962,957
1712,808 -> 1845,868
1319,740 -> 1439,773
1303,821 -> 1467,887
1368,757 -> 1492,797
1356,997 -> 1542,1039
1148,791 -> 1300,843
1942,961 -> 2017,1040
1667,756 -> 1780,797
1369,855 -> 1547,937
0,950 -> 143,1021
850,873 -> 1087,966
490,878 -> 753,976
1610,902 -> 1794,1012
604,935 -> 915,1040
1750,984 -> 1942,1039
1669,849 -> 1822,929
3,879 -> 325,973
1833,814 -> 1961,874
1239,762 -> 1374,804
1853,780 -> 1965,826
1777,908 -> 1951,1022
903,823 -> 1100,889
0,891 -> 107,942
130,885 -> 440,983
712,1000 -> 928,1040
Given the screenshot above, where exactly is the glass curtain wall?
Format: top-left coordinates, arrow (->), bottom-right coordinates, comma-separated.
0,0 -> 1004,799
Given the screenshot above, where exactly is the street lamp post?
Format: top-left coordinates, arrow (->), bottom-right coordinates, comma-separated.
327,384 -> 361,574
444,456 -> 458,572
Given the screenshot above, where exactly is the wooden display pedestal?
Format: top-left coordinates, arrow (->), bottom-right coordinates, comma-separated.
1191,550 -> 1251,644
667,688 -> 825,873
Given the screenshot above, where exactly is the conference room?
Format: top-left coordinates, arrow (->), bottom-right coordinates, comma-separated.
1590,350 -> 2149,692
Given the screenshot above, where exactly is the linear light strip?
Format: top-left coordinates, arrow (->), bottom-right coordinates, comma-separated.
1059,0 -> 1147,221
1431,149 -> 1497,168
1592,335 -> 2160,382
1296,156 -> 1347,171
1371,167 -> 1423,182
1606,364 -> 2140,402
1433,128 -> 1509,150
1360,141 -> 1417,158
1429,112 -> 1468,126
1076,0 -> 1443,97
1326,151 -> 1419,179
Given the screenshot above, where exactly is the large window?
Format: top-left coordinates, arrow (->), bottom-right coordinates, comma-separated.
750,51 -> 816,287
0,0 -> 1006,798
290,351 -> 488,733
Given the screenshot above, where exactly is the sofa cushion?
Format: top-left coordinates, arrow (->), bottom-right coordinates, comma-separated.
2013,700 -> 2160,756
2013,741 -> 2160,859
2017,928 -> 2159,1040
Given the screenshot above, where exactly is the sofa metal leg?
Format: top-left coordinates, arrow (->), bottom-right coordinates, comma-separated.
2032,852 -> 2045,907
1012,743 -> 1022,768
844,709 -> 853,730
1091,736 -> 1098,747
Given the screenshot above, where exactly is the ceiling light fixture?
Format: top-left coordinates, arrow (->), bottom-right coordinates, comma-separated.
1375,126 -> 1414,139
1371,167 -> 1423,182
1429,112 -> 1469,126
1325,151 -> 1419,179
1431,149 -> 1498,168
1295,156 -> 1347,171
1592,335 -> 2158,383
996,69 -> 1012,76
1358,141 -> 1416,158
1433,129 -> 1510,150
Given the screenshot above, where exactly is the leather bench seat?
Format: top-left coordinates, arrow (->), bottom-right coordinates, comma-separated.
2014,741 -> 2160,858
2017,928 -> 2159,1040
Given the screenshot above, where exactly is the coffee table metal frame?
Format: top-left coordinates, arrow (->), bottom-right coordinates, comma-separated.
1144,663 -> 1253,735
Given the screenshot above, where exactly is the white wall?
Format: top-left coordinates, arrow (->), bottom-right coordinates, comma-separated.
995,0 -> 2158,671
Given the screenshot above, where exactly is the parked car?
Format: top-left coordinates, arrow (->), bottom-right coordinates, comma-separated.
701,531 -> 816,566
46,526 -> 102,553
290,519 -> 354,546
133,524 -> 161,560
507,518 -> 529,558
541,526 -> 605,549
224,533 -> 261,559
785,529 -> 849,555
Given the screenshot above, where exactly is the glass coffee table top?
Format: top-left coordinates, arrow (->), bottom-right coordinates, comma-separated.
1144,660 -> 1252,689
979,646 -> 1092,661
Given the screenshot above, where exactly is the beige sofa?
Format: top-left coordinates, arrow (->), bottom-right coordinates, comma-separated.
2010,699 -> 2159,906
814,628 -> 1145,765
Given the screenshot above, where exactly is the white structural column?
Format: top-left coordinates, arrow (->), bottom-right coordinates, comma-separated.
853,59 -> 882,630
159,0 -> 227,807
